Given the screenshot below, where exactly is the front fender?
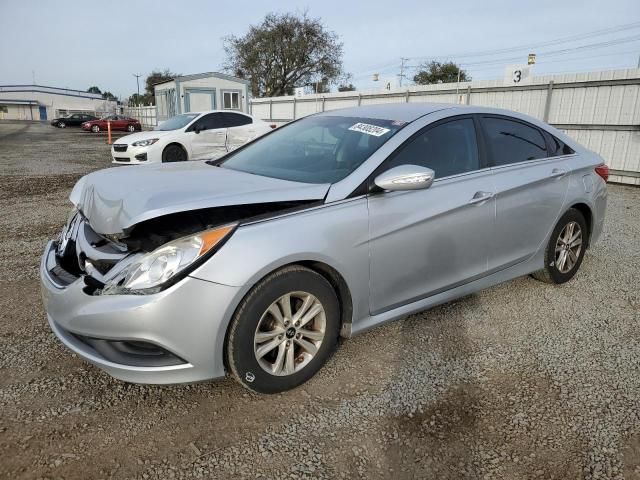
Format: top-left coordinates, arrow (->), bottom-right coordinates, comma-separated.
189,198 -> 371,326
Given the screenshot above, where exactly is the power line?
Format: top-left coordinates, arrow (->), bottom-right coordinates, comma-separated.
409,21 -> 640,61
350,21 -> 640,80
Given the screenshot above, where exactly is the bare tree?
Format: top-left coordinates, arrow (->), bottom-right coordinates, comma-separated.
223,12 -> 345,97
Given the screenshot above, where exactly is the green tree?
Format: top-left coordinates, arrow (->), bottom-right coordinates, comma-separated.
142,69 -> 178,105
413,61 -> 470,85
128,93 -> 153,105
101,91 -> 118,102
223,12 -> 345,97
87,86 -> 102,94
337,83 -> 356,92
145,69 -> 177,95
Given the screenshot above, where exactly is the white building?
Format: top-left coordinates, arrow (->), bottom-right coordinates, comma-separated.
0,85 -> 116,121
154,72 -> 250,121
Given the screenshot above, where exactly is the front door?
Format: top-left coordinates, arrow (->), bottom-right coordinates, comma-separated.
479,115 -> 569,271
39,106 -> 47,121
187,113 -> 228,159
368,117 -> 495,314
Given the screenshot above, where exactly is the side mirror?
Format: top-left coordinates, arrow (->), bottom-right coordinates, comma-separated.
374,165 -> 435,192
193,125 -> 201,134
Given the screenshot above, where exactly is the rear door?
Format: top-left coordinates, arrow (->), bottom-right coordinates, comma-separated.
368,116 -> 496,314
113,115 -> 128,130
479,115 -> 569,271
187,113 -> 228,159
222,112 -> 256,152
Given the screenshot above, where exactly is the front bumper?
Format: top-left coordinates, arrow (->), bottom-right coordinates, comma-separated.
111,144 -> 160,164
40,241 -> 241,384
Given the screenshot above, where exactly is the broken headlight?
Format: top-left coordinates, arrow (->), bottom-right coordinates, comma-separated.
102,224 -> 236,294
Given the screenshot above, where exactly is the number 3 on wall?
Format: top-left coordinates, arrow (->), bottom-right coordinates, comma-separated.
513,70 -> 522,83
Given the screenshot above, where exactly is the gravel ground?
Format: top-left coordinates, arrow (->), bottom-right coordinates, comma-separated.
0,121 -> 638,480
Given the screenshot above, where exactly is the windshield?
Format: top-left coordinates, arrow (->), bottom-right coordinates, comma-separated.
155,113 -> 199,131
219,115 -> 405,183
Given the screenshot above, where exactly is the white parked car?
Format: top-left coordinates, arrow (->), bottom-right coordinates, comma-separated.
111,111 -> 273,164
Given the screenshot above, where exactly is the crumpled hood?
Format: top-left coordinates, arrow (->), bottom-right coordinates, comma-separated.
70,162 -> 329,235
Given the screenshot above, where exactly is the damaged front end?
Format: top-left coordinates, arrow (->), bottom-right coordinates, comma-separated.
48,201 -> 319,297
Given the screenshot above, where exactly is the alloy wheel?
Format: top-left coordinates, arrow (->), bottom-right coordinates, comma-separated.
253,291 -> 326,376
554,221 -> 582,273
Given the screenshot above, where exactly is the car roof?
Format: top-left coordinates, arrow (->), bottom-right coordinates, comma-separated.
189,110 -> 252,116
316,103 -> 458,122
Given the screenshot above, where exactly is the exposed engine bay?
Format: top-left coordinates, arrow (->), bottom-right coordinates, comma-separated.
51,200 -> 319,294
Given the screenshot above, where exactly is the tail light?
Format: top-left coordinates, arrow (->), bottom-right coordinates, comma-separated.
269,124 -> 277,129
594,164 -> 609,183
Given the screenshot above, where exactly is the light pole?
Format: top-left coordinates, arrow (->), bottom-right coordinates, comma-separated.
132,73 -> 142,104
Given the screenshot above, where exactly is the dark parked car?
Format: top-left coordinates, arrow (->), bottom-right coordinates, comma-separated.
50,113 -> 98,128
82,115 -> 142,133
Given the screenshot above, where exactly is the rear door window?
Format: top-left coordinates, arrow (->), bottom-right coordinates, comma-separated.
221,112 -> 252,127
482,117 -> 547,166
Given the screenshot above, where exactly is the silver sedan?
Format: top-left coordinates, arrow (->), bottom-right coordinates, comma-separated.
40,104 -> 608,393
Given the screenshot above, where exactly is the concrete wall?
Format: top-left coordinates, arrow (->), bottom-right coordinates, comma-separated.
0,86 -> 116,120
250,68 -> 640,185
0,104 -> 38,120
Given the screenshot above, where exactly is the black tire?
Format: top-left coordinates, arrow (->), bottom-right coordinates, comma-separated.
227,265 -> 340,394
162,144 -> 187,162
532,208 -> 588,284
91,125 -> 100,133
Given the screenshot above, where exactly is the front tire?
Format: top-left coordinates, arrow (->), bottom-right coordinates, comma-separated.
227,266 -> 340,394
532,208 -> 588,284
162,144 -> 187,162
91,125 -> 100,133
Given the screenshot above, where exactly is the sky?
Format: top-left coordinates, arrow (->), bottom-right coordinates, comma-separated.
1,0 -> 639,99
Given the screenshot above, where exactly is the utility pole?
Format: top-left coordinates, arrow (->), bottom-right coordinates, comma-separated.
132,73 -> 142,104
399,57 -> 409,87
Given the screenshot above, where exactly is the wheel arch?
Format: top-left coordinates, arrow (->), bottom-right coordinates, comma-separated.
220,260 -> 354,371
162,142 -> 189,161
568,202 -> 593,247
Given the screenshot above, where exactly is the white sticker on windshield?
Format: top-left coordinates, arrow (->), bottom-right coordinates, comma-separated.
348,123 -> 391,137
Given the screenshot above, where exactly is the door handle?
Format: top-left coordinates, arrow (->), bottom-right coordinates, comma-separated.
468,191 -> 494,205
550,168 -> 567,178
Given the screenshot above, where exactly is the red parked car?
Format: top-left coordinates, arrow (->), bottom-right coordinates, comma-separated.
82,115 -> 142,133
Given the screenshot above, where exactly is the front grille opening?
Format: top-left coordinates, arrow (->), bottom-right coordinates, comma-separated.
71,333 -> 186,367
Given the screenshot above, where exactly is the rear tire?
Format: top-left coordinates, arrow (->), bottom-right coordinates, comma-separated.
162,144 -> 187,162
58,121 -> 66,128
227,265 -> 340,394
127,124 -> 136,132
532,208 -> 588,284
91,125 -> 100,133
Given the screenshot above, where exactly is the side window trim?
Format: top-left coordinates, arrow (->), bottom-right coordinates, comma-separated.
478,114 -> 551,168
